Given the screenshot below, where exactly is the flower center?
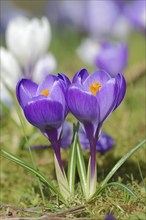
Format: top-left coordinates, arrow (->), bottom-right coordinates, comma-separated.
40,89 -> 50,96
89,82 -> 102,96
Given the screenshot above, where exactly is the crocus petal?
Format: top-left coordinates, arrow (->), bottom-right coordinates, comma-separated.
83,70 -> 111,92
58,73 -> 71,88
114,73 -> 126,110
36,74 -> 57,95
72,68 -> 89,84
24,99 -> 64,129
16,78 -> 38,108
96,78 -> 118,122
49,80 -> 67,115
67,86 -> 99,123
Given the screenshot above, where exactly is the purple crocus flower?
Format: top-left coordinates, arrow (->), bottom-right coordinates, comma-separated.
78,128 -> 115,154
124,0 -> 146,32
67,69 -> 126,180
95,42 -> 128,77
16,73 -> 70,171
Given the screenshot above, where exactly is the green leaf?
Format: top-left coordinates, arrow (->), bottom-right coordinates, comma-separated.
54,154 -> 70,199
86,157 -> 97,199
100,139 -> 146,188
76,138 -> 87,196
67,132 -> 77,195
1,150 -> 64,202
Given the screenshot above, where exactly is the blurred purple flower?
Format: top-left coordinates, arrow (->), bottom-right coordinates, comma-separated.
124,0 -> 146,32
67,69 -> 126,178
46,0 -> 131,39
77,39 -> 128,77
105,214 -> 117,220
95,42 -> 128,77
16,73 -> 70,170
30,121 -> 114,154
79,129 -> 115,154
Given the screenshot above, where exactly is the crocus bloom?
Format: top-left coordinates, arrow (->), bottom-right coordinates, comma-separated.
1,47 -> 21,105
95,42 -> 128,77
6,16 -> 51,77
67,69 -> 126,181
16,73 -> 70,170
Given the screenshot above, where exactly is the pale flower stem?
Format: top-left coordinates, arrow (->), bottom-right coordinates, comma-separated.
16,107 -> 46,205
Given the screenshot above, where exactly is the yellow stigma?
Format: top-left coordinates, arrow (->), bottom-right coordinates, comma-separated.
40,89 -> 50,96
89,82 -> 102,96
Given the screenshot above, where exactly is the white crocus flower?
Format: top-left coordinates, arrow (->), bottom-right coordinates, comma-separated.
6,16 -> 51,76
33,53 -> 57,83
76,38 -> 100,65
0,47 -> 21,104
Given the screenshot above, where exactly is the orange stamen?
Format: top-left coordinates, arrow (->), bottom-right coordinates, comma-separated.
89,82 -> 102,96
40,89 -> 50,96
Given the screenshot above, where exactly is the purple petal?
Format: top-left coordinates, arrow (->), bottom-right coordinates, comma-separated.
95,43 -> 128,77
114,73 -> 126,110
96,78 -> 118,123
16,78 -> 38,108
67,86 -> 99,123
36,74 -> 58,96
24,99 -> 64,130
58,73 -> 71,88
50,80 -> 68,116
72,68 -> 89,84
83,70 -> 111,92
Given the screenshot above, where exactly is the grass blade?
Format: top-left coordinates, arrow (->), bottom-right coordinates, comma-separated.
100,139 -> 146,188
106,182 -> 136,197
1,150 -> 64,202
67,132 -> 77,195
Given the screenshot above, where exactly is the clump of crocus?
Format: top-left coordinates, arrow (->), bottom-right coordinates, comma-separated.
67,68 -> 126,198
16,73 -> 70,171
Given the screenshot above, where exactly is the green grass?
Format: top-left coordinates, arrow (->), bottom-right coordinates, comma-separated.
0,30 -> 146,219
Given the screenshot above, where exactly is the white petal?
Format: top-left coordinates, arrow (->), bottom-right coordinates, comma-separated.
0,47 -> 20,89
6,16 -> 51,69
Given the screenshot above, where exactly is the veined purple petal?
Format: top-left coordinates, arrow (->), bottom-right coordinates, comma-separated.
67,86 -> 99,123
83,70 -> 111,91
50,80 -> 68,116
16,78 -> 38,108
114,73 -> 126,110
96,78 -> 118,123
72,68 -> 89,84
24,99 -> 64,130
36,74 -> 58,96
